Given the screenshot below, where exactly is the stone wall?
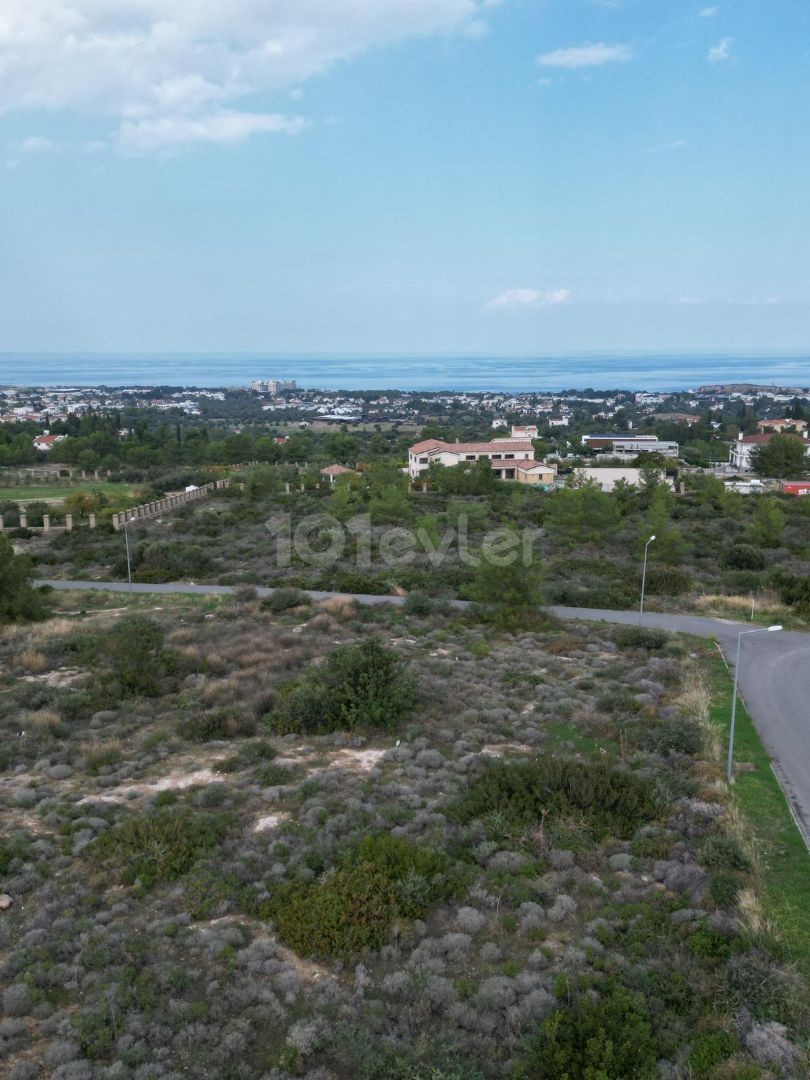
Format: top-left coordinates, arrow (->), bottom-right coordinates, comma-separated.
111,480 -> 231,531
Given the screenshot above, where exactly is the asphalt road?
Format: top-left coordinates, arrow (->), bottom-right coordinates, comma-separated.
36,580 -> 810,846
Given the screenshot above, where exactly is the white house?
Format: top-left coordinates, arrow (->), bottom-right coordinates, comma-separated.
510,424 -> 539,439
408,438 -> 556,485
32,433 -> 66,452
730,431 -> 810,472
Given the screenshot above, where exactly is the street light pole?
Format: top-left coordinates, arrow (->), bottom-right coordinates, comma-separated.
639,535 -> 656,625
726,624 -> 782,784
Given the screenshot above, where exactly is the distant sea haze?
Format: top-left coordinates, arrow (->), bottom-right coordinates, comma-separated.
0,353 -> 808,392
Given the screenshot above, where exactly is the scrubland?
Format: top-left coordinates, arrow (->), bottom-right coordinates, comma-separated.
1,591 -> 808,1079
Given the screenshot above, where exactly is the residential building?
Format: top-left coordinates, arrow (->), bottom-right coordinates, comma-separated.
407,437 -> 556,485
779,481 -> 810,497
581,434 -> 679,459
757,418 -> 808,435
730,431 -> 810,471
573,467 -> 672,492
548,417 -> 570,428
510,424 -> 539,439
32,433 -> 66,452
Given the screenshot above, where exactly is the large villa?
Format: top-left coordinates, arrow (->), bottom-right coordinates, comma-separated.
407,436 -> 557,486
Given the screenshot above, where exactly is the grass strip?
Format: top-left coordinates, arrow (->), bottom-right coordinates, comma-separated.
704,648 -> 810,979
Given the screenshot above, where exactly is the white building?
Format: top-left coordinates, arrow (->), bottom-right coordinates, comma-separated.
251,379 -> 297,393
408,438 -> 556,486
730,431 -> 810,472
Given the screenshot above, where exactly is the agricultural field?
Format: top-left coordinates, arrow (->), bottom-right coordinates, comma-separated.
1,590 -> 807,1078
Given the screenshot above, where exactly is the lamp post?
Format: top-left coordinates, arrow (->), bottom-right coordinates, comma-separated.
123,515 -> 134,594
639,535 -> 656,625
726,624 -> 782,784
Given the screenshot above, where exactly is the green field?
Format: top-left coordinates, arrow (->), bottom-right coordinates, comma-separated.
705,650 -> 810,979
0,482 -> 139,503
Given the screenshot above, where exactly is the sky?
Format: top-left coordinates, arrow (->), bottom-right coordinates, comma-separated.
0,0 -> 808,357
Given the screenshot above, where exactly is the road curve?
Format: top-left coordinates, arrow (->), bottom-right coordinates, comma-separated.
36,580 -> 810,845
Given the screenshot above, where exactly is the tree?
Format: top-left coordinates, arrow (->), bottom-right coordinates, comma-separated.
750,435 -> 808,479
643,485 -> 686,565
0,535 -> 47,624
750,496 -> 785,548
545,485 -> 620,546
62,489 -> 108,519
463,534 -> 545,627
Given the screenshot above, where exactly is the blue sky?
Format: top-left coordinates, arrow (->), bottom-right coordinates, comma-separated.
0,0 -> 808,356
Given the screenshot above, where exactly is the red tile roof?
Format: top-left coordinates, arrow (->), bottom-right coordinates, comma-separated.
410,439 -> 535,455
320,464 -> 354,475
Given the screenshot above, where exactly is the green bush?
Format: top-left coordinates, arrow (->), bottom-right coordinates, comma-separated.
89,807 -> 230,888
448,757 -> 659,840
515,981 -> 658,1079
688,1031 -> 740,1077
645,566 -> 692,595
701,834 -> 751,872
0,534 -> 47,624
710,872 -> 744,908
261,587 -> 312,613
270,637 -> 415,735
103,615 -> 166,697
614,625 -> 671,651
268,834 -> 452,959
722,544 -> 766,571
179,707 -> 257,741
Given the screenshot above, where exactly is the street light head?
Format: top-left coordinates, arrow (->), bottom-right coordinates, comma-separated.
649,535 -> 656,542
767,625 -> 782,632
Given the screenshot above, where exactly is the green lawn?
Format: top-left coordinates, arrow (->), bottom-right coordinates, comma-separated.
704,649 -> 810,979
0,482 -> 138,503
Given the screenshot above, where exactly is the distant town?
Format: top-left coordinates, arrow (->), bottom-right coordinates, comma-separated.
1,378 -> 808,483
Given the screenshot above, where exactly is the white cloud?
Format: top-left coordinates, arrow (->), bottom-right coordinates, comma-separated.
20,136 -> 55,154
677,296 -> 707,305
120,111 -> 306,153
537,43 -> 633,69
0,0 -> 489,151
699,6 -> 719,17
708,37 -> 734,63
486,288 -> 572,311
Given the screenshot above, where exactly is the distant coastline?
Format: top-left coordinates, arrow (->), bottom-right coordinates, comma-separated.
0,352 -> 808,392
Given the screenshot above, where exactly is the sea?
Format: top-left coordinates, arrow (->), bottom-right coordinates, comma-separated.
0,353 -> 808,393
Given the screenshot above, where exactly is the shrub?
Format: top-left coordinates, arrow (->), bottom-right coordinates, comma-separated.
448,757 -> 658,840
701,834 -> 751,872
614,625 -> 671,652
688,1031 -> 740,1077
404,591 -> 434,615
270,637 -> 415,735
645,566 -> 692,595
179,708 -> 257,741
268,834 -> 452,959
0,534 -> 47,624
89,807 -> 230,888
261,587 -> 312,613
516,981 -> 658,1079
722,544 -> 766,571
103,616 -> 166,697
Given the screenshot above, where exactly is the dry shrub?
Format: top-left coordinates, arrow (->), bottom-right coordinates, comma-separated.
201,678 -> 240,707
23,708 -> 60,731
82,737 -> 124,771
15,649 -> 47,673
318,597 -> 356,621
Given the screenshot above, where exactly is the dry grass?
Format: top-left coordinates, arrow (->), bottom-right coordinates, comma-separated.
81,736 -> 124,770
318,597 -> 357,620
21,707 -> 61,731
15,649 -> 47,673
